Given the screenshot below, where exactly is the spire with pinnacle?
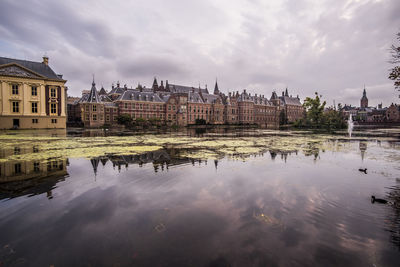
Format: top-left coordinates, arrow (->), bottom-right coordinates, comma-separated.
87,75 -> 100,103
360,85 -> 368,108
214,78 -> 220,95
285,87 -> 289,97
152,77 -> 158,90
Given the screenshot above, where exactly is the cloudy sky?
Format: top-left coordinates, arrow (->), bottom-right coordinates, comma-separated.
1,0 -> 399,106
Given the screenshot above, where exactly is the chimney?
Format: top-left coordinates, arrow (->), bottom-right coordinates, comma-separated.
42,56 -> 49,66
117,81 -> 120,88
282,92 -> 284,96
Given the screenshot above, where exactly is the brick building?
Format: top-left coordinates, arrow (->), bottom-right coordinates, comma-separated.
68,78 -> 304,128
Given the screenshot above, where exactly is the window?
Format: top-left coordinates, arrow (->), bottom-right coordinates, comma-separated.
85,105 -> 89,112
14,163 -> 21,174
32,119 -> 38,124
50,88 -> 56,98
12,101 -> 19,113
124,103 -> 128,109
34,162 -> 40,172
14,147 -> 20,155
51,119 -> 57,123
33,146 -> 39,153
31,86 -> 37,96
99,114 -> 103,120
12,84 -> 19,95
92,105 -> 97,112
85,114 -> 89,121
32,102 -> 38,113
93,114 -> 97,121
50,103 -> 57,114
106,115 -> 110,121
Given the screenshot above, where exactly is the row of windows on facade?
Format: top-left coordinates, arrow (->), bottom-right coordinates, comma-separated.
11,102 -> 57,114
8,160 -> 63,176
119,103 -> 228,114
11,84 -> 57,97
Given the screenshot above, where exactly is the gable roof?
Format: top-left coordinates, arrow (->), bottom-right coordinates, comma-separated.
0,57 -> 64,81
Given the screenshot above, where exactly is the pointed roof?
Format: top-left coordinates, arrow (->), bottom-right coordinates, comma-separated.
285,87 -> 289,97
362,87 -> 367,98
90,158 -> 100,175
86,77 -> 101,103
214,79 -> 220,95
152,77 -> 158,89
99,86 -> 107,95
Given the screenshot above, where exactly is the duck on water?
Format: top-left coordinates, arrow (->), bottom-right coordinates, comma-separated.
371,195 -> 388,204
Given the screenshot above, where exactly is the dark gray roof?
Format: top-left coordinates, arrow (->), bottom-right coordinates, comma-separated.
99,94 -> 112,102
168,84 -> 209,94
77,94 -> 89,103
188,91 -> 204,103
0,57 -> 64,80
279,96 -> 302,106
117,91 -> 165,102
85,81 -> 101,103
201,93 -> 220,104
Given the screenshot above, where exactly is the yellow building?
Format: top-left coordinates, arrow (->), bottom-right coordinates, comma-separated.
0,56 -> 67,129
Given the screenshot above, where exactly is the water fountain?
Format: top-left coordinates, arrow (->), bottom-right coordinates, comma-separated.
348,113 -> 354,137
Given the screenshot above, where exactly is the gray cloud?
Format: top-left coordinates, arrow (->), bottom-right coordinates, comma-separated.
0,0 -> 399,106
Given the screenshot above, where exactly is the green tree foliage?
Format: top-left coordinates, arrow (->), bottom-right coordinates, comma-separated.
116,114 -> 132,125
389,32 -> 400,91
279,110 -> 287,125
195,118 -> 206,125
303,92 -> 326,126
295,92 -> 346,130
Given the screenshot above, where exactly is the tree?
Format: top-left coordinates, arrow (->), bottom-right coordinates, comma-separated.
116,114 -> 132,125
303,92 -> 326,127
389,32 -> 400,92
295,92 -> 346,129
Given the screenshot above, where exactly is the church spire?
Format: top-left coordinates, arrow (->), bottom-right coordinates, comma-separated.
285,87 -> 289,97
152,77 -> 158,90
214,78 -> 220,95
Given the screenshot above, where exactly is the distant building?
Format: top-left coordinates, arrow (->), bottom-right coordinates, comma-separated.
0,56 -> 67,129
68,77 -> 304,128
360,87 -> 368,108
386,103 -> 400,122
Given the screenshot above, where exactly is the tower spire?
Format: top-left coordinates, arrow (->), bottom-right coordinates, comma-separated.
214,78 -> 219,95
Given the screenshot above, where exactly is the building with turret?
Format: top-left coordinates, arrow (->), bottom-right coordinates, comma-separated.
68,77 -> 304,128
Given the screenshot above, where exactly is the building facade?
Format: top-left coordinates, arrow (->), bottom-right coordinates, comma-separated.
69,78 -> 304,128
0,56 -> 67,129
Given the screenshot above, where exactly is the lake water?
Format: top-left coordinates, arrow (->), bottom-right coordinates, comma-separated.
0,128 -> 400,267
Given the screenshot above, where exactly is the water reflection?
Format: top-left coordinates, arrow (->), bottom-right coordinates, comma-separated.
0,129 -> 399,266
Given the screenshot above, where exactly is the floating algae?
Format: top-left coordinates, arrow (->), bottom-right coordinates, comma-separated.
1,130 -> 397,163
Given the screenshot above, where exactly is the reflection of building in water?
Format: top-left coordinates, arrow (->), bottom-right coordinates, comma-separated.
0,145 -> 68,199
359,141 -> 367,161
87,147 -> 302,175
